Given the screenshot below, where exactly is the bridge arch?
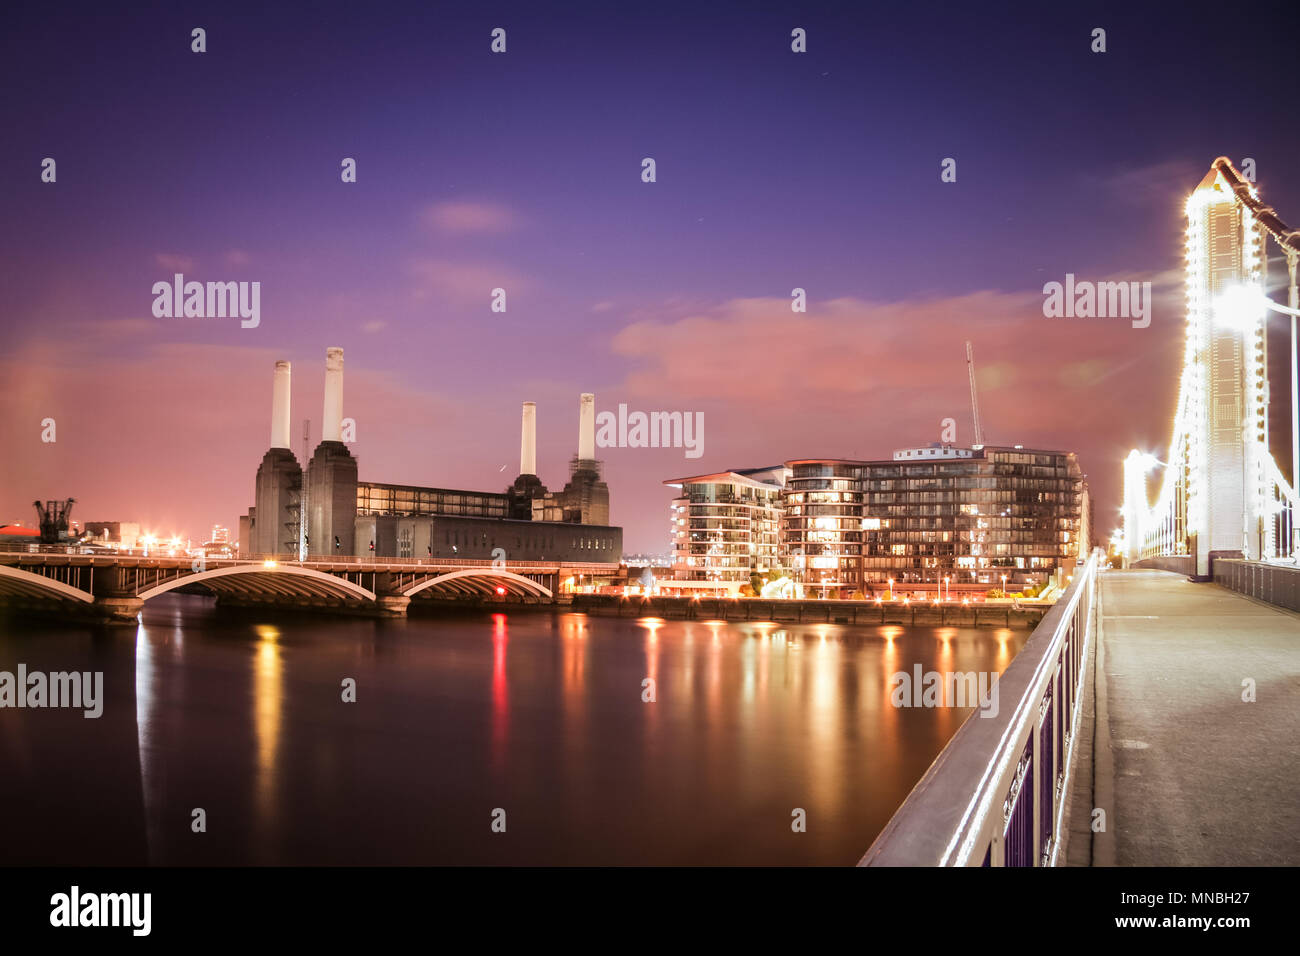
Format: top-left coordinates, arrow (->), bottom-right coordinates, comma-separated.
0,565 -> 94,603
136,564 -> 377,602
402,569 -> 553,600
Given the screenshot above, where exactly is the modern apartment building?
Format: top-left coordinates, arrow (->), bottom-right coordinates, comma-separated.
664,467 -> 786,583
666,444 -> 1088,598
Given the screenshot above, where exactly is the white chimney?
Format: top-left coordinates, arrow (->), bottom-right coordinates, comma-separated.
323,347 -> 344,442
271,360 -> 291,449
578,393 -> 595,460
520,402 -> 537,475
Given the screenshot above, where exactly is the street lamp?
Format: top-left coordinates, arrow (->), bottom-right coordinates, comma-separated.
944,575 -> 950,602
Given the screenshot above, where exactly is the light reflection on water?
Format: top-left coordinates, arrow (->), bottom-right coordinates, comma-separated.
2,595 -> 1028,865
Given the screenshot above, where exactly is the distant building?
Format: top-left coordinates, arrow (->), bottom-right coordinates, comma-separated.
623,552 -> 672,568
210,524 -> 230,544
83,521 -> 143,549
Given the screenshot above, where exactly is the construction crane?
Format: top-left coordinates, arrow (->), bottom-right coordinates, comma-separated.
33,498 -> 75,544
966,342 -> 985,447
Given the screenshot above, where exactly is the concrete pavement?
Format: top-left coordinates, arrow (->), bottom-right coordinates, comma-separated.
1071,568 -> 1300,865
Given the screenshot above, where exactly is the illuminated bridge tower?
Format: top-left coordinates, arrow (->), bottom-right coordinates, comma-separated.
1125,158 -> 1298,573
1186,162 -> 1270,572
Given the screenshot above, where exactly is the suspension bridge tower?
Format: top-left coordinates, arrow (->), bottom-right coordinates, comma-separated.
1125,157 -> 1299,575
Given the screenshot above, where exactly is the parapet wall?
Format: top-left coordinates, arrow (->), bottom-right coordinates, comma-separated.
1133,555 -> 1195,576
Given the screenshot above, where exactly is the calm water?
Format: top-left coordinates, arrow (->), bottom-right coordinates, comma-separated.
0,596 -> 1025,865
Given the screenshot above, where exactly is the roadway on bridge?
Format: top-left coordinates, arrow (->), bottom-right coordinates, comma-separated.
1092,569 -> 1299,865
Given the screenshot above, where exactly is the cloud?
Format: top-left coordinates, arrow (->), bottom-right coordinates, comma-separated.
154,253 -> 195,272
407,258 -> 531,306
226,249 -> 251,266
422,201 -> 519,234
361,319 -> 387,333
73,317 -> 157,337
610,277 -> 1184,409
599,282 -> 1185,541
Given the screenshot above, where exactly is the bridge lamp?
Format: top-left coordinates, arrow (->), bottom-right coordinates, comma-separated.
263,559 -> 277,569
495,586 -> 506,596
1219,282 -> 1300,320
1213,284 -> 1267,335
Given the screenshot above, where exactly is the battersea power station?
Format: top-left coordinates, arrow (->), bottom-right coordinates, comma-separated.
239,348 -> 621,562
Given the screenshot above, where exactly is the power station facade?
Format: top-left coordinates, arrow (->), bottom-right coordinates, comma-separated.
240,350 -> 620,562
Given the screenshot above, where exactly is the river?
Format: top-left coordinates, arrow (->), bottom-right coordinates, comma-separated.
0,595 -> 1025,865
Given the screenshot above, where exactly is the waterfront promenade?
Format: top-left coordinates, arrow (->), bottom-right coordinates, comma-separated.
1068,569 -> 1300,866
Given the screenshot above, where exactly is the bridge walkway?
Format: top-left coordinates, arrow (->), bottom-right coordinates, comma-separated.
1069,569 -> 1300,865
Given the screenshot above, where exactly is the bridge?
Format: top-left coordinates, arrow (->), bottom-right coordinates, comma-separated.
862,158 -> 1300,867
0,546 -> 619,623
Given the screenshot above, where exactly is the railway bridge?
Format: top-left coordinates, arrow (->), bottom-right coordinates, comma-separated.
0,547 -> 619,623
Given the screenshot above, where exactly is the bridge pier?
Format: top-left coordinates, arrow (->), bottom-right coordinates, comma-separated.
90,566 -> 144,625
366,573 -> 410,618
91,595 -> 145,624
373,594 -> 410,617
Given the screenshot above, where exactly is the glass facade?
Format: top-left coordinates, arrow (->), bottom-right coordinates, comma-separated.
668,471 -> 785,582
782,462 -> 865,594
357,482 -> 509,519
782,447 -> 1085,596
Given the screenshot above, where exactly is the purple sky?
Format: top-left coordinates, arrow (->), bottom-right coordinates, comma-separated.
3,1 -> 1299,551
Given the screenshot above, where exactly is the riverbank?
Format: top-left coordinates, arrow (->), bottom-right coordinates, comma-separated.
570,594 -> 1046,628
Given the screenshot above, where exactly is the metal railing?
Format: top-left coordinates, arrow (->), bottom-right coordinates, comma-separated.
860,549 -> 1100,866
1213,558 -> 1300,612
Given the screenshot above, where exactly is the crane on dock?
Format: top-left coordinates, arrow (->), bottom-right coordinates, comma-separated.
33,498 -> 75,544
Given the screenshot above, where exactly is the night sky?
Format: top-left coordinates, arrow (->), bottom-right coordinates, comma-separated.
3,0 -> 1298,551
